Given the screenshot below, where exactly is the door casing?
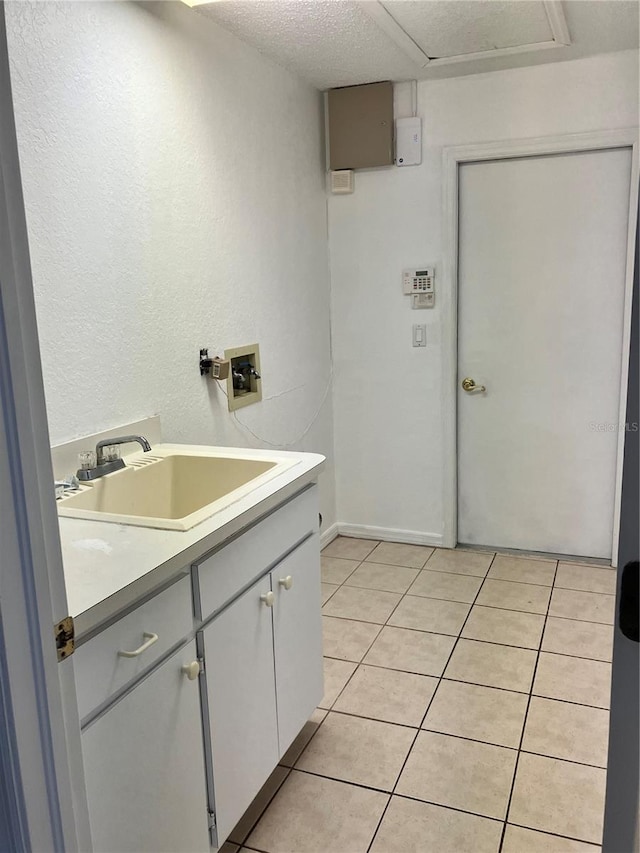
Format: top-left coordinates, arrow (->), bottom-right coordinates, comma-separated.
0,4 -> 90,849
441,128 -> 640,566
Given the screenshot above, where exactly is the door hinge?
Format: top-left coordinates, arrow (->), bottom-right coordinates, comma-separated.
55,616 -> 75,661
207,810 -> 216,830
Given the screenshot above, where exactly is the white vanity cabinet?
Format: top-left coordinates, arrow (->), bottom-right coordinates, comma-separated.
200,574 -> 280,843
75,483 -> 323,853
81,639 -> 210,853
271,534 -> 323,754
200,533 -> 323,844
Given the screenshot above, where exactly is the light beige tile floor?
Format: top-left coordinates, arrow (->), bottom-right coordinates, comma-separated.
344,561 -> 419,594
396,730 -> 518,819
228,537 -> 615,852
488,555 -> 556,587
369,795 -> 503,853
555,563 -> 617,595
318,657 -> 357,708
422,679 -> 528,748
365,540 -> 434,569
320,582 -> 338,604
502,824 -> 600,852
408,568 -> 483,603
388,594 -> 470,635
362,624 -> 456,676
521,697 -> 609,768
541,617 -> 613,662
533,652 -> 612,709
322,584 -> 402,624
320,555 -> 360,585
462,604 -> 545,649
549,587 -> 615,625
548,588 -> 615,625
476,578 -> 552,615
333,664 -> 438,726
295,711 -> 415,791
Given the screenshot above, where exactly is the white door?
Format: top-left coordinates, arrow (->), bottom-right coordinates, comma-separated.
272,534 -> 324,756
81,641 -> 210,853
457,147 -> 632,558
202,575 -> 279,845
0,8 -> 88,850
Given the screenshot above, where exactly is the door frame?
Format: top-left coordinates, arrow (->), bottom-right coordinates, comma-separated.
441,127 -> 639,564
0,4 -> 91,850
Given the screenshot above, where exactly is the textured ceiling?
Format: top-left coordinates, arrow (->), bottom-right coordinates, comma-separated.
195,1 -> 419,87
385,1 -> 553,58
195,0 -> 640,89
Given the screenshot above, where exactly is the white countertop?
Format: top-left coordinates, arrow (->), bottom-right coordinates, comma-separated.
58,444 -> 325,638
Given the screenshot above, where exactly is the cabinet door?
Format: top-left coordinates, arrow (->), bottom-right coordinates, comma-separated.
202,575 -> 279,844
81,641 -> 210,853
272,533 -> 324,755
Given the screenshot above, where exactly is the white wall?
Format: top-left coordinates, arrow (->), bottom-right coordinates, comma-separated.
329,50 -> 639,543
6,1 -> 336,525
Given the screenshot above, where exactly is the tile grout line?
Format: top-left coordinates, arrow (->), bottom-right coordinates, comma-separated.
323,629 -> 612,663
267,547 -> 390,808
318,705 -> 608,769
272,764 -> 507,824
504,819 -> 606,847
318,544 -> 610,850
497,558 -> 560,853
230,767 -> 292,848
325,537 -> 614,570
250,763 -> 606,849
315,543 -> 432,765
355,547 -> 446,852
319,662 -> 611,710
367,560 -> 614,589
236,547 -> 380,848
447,542 -> 613,568
364,551 -> 498,852
324,598 -> 614,627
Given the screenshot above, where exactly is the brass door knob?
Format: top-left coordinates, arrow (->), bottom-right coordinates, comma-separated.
461,377 -> 486,393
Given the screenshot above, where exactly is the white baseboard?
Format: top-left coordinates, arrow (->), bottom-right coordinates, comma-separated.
336,523 -> 443,548
320,522 -> 340,548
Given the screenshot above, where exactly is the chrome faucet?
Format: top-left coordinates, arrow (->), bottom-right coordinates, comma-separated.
95,434 -> 151,464
77,435 -> 152,481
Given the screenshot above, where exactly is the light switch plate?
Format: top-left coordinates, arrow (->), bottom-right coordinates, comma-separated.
412,324 -> 427,347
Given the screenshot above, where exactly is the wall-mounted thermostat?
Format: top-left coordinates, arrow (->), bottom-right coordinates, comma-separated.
403,267 -> 435,308
395,117 -> 422,167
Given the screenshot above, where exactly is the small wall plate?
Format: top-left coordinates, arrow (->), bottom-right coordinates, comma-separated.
330,170 -> 355,194
224,344 -> 262,412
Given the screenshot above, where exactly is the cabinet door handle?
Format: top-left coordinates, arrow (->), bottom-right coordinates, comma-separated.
118,631 -> 158,658
260,591 -> 274,607
278,575 -> 293,590
181,660 -> 201,680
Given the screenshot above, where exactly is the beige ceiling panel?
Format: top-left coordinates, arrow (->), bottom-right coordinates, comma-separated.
383,0 -> 553,59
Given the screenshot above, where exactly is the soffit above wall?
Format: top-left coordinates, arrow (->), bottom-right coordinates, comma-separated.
193,0 -> 639,89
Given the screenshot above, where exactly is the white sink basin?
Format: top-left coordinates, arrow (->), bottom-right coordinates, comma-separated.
57,447 -> 298,531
